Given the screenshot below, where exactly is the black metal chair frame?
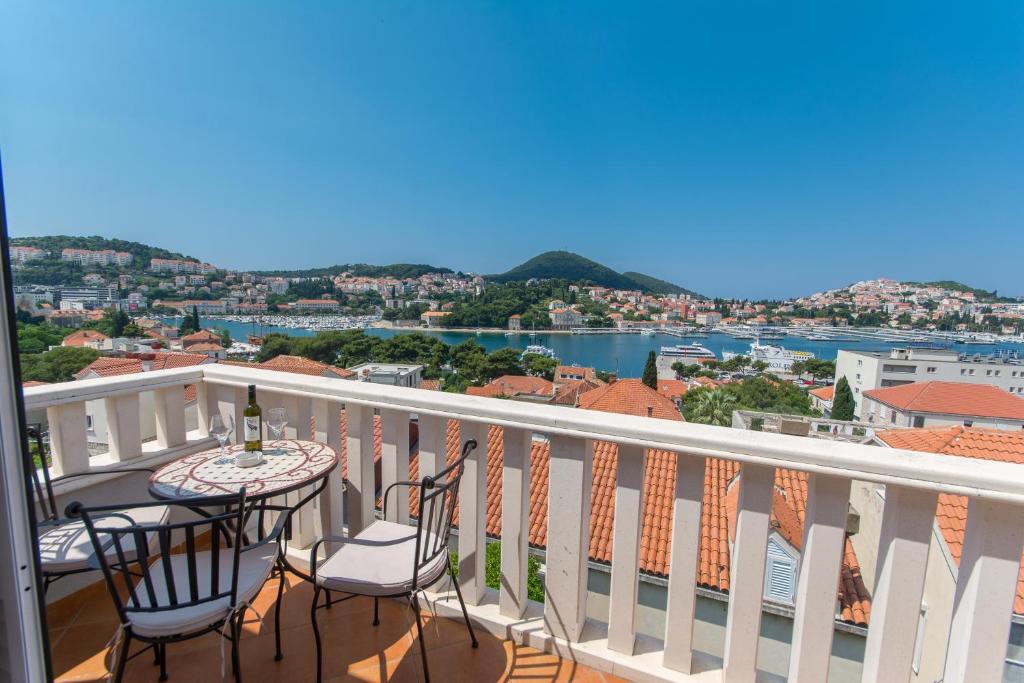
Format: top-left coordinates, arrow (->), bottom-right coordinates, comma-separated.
27,424 -> 159,592
67,488 -> 289,683
309,438 -> 479,683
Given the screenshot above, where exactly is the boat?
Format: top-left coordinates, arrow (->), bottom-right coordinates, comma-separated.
805,334 -> 834,341
640,329 -> 655,336
659,343 -> 717,361
722,341 -> 815,372
522,344 -> 556,359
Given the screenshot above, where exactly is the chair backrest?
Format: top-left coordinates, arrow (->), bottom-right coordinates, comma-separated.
26,425 -> 59,523
412,438 -> 477,589
68,489 -> 248,627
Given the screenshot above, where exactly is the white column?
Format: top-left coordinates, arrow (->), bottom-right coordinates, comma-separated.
312,399 -> 345,539
380,409 -> 410,524
154,385 -> 186,449
943,498 -> 1024,683
417,414 -> 446,479
607,444 -> 646,654
214,385 -> 246,445
722,463 -> 774,683
196,382 -> 214,437
344,404 -> 376,536
500,427 -> 533,619
788,474 -> 851,682
861,485 -> 937,683
281,394 -> 312,441
104,393 -> 141,461
458,420 -> 489,605
663,453 -> 706,673
46,402 -> 89,476
543,436 -> 593,642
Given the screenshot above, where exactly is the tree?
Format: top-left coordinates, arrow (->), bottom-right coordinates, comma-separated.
122,323 -> 146,338
219,328 -> 232,348
642,350 -> 658,389
831,377 -> 856,421
684,389 -> 738,427
180,306 -> 201,335
483,348 -> 526,381
20,347 -> 100,383
254,333 -> 294,362
523,353 -> 557,380
751,360 -> 769,374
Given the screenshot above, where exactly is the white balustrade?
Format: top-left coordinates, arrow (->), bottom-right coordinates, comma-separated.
662,452 -> 705,674
499,427 -> 532,619
607,444 -> 646,654
344,403 -> 376,536
458,420 -> 489,606
380,408 -> 410,524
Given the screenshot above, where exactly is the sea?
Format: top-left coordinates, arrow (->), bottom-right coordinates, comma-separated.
163,317 -> 1024,378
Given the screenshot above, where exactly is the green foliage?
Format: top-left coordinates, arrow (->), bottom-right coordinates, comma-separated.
253,263 -> 452,279
483,348 -> 526,382
621,271 -> 704,298
10,235 -> 196,285
831,377 -> 856,421
642,351 -> 658,389
122,323 -> 146,338
16,322 -> 66,355
683,388 -> 738,426
523,353 -> 557,380
20,347 -> 100,383
682,376 -> 818,422
82,309 -> 131,337
179,306 -> 201,335
451,543 -> 544,603
489,251 -> 644,291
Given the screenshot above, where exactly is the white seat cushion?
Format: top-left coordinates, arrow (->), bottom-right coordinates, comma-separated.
127,543 -> 278,638
38,505 -> 171,573
315,520 -> 448,597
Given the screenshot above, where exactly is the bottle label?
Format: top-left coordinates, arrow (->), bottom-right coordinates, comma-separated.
244,417 -> 260,441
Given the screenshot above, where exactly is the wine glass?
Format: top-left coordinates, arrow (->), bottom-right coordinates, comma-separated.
267,408 -> 288,454
210,414 -> 234,457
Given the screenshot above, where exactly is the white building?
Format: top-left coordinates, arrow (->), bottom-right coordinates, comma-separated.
695,311 -> 722,326
347,363 -> 423,388
61,248 -> 132,266
9,245 -> 47,263
861,380 -> 1024,430
150,258 -> 216,274
293,299 -> 341,312
835,347 -> 1024,418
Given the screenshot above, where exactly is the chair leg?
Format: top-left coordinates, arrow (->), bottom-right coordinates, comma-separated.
158,643 -> 167,682
449,558 -> 479,648
372,597 -> 379,626
324,588 -> 332,609
311,586 -> 324,683
153,642 -> 160,666
113,633 -> 132,683
412,593 -> 431,683
274,565 -> 285,661
232,607 -> 246,683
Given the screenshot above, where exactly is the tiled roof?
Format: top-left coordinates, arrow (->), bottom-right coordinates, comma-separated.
656,379 -> 689,401
75,353 -> 211,379
399,422 -> 870,625
62,330 -> 109,347
258,355 -> 355,379
578,379 -> 682,421
864,381 -> 1024,420
555,365 -> 596,381
466,375 -> 553,398
22,380 -> 49,387
877,426 -> 1024,615
551,378 -> 605,406
419,379 -> 441,391
181,330 -> 220,342
186,342 -> 224,352
809,385 -> 835,401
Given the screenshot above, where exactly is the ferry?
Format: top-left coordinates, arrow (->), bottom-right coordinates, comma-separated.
522,344 -> 557,359
659,343 -> 717,361
722,341 -> 815,372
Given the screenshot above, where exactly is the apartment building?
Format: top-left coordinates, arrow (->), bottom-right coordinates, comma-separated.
347,362 -> 423,388
293,298 -> 341,312
695,311 -> 722,326
54,286 -> 119,310
835,347 -> 1024,418
61,248 -> 132,266
9,245 -> 46,262
150,258 -> 216,274
548,307 -> 584,330
862,381 -> 1024,430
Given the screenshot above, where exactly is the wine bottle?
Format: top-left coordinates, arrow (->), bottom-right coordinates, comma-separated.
243,384 -> 263,454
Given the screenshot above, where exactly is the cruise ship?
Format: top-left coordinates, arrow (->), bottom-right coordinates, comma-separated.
722,341 -> 815,372
659,343 -> 717,361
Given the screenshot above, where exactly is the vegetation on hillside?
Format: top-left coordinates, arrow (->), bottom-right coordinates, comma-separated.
621,271 -> 704,298
909,280 -> 1015,303
10,235 -> 199,286
21,347 -> 100,383
440,280 -> 611,329
253,263 -> 453,279
489,251 -> 646,291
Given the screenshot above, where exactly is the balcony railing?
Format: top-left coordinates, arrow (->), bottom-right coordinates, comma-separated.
23,364 -> 1024,683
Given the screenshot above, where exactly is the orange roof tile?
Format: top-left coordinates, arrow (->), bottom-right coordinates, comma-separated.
181,329 -> 221,342
865,381 -> 1024,420
466,375 -> 553,398
551,378 -> 605,406
656,379 -> 689,401
809,385 -> 835,401
578,379 -> 682,421
878,426 -> 1024,615
419,379 -> 441,391
555,365 -> 596,381
75,353 -> 211,379
258,355 -> 355,379
62,330 -> 108,347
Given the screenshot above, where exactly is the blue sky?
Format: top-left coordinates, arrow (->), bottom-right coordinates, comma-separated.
2,2 -> 1022,299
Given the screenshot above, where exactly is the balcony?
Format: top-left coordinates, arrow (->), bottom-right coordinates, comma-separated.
24,363 -> 1024,682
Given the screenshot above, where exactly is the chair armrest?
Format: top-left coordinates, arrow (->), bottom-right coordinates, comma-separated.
309,535 -> 351,581
381,480 -> 421,522
51,467 -> 156,486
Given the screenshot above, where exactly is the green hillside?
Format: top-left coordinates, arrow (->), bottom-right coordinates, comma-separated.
489,251 -> 643,290
254,263 -> 453,279
622,271 -> 704,298
918,280 -> 1015,302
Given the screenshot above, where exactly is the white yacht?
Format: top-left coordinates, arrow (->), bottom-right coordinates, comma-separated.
522,344 -> 556,359
659,343 -> 717,361
722,341 -> 815,372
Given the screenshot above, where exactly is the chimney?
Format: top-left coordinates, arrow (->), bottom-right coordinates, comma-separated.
647,406 -> 654,418
140,352 -> 156,372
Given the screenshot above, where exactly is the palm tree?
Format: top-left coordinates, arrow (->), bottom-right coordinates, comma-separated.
688,390 -> 738,427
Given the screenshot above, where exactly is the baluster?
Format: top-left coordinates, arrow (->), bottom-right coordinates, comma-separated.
197,382 -> 214,437
105,393 -> 141,461
500,427 -> 532,619
458,420 -> 489,605
380,409 -> 410,524
543,435 -> 593,642
861,485 -> 937,683
943,497 -> 1024,683
213,385 -> 246,445
46,402 -> 90,476
154,385 -> 186,449
344,403 -> 376,536
663,453 -> 706,673
312,399 -> 344,539
417,414 -> 446,479
722,463 -> 774,683
607,444 -> 646,654
788,474 -> 851,682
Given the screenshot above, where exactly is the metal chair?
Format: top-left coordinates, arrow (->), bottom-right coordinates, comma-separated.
28,425 -> 170,593
67,488 -> 287,683
309,439 -> 479,683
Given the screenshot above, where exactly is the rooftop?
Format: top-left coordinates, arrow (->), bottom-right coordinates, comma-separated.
864,381 -> 1024,419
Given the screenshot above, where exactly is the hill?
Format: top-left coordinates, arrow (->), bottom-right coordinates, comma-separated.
253,263 -> 453,279
490,251 -> 642,290
916,280 -> 1017,303
622,271 -> 704,298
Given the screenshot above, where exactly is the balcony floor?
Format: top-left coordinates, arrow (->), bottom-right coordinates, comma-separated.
49,572 -> 626,683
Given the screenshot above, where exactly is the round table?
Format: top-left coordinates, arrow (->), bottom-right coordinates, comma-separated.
149,439 -> 337,501
149,440 -> 338,579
